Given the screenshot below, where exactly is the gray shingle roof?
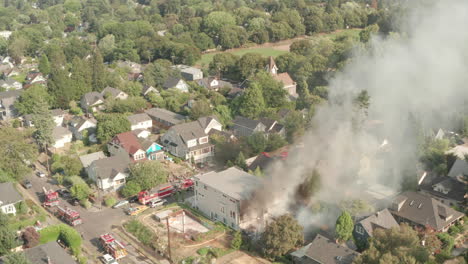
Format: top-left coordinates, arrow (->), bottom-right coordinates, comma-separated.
52,126 -> 71,140
391,191 -> 465,231
70,116 -> 97,130
195,167 -> 262,201
79,151 -> 106,168
291,234 -> 359,264
358,209 -> 399,237
145,108 -> 186,125
91,155 -> 130,180
232,116 -> 262,130
82,92 -> 103,106
448,158 -> 468,178
163,77 -> 183,89
102,86 -> 125,98
24,241 -> 76,264
171,121 -> 206,143
0,182 -> 22,204
127,113 -> 151,126
51,109 -> 65,116
197,116 -> 220,130
0,89 -> 21,100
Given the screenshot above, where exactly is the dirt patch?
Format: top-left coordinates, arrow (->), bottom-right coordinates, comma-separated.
217,251 -> 271,264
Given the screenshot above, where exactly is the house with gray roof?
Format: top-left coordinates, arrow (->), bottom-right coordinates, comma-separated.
174,65 -> 203,81
231,116 -> 285,138
142,85 -> 159,96
194,167 -> 262,230
24,109 -> 65,127
127,113 -> 152,131
102,86 -> 128,100
160,116 -> 219,162
353,209 -> 399,247
447,158 -> 468,179
24,241 -> 76,264
196,77 -> 233,91
145,107 -> 186,129
0,182 -> 23,215
291,234 -> 359,264
80,91 -> 104,112
79,151 -> 106,168
87,155 -> 130,190
69,116 -> 97,142
0,89 -> 21,120
419,175 -> 467,209
52,126 -> 73,149
163,77 -> 189,92
389,191 -> 464,232
0,77 -> 21,90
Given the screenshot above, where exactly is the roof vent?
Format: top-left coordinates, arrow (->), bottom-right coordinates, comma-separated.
418,203 -> 423,209
409,200 -> 415,206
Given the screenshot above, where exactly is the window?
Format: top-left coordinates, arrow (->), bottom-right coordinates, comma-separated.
356,225 -> 364,235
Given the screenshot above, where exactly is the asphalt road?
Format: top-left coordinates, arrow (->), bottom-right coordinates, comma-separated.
25,172 -> 193,264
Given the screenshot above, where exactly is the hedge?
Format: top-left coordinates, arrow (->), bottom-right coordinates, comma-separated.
39,224 -> 82,256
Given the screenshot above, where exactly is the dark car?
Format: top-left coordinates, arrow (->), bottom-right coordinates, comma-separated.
57,188 -> 71,198
69,198 -> 80,206
22,180 -> 32,189
128,196 -> 138,203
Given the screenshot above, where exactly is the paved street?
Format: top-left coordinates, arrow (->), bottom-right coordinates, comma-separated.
25,171 -> 194,264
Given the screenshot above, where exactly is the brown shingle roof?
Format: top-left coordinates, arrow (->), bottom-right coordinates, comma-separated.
113,132 -> 143,155
273,72 -> 295,86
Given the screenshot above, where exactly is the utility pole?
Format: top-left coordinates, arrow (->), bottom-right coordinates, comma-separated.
166,217 -> 172,263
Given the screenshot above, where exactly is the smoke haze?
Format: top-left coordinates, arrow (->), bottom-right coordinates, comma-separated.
242,0 -> 468,231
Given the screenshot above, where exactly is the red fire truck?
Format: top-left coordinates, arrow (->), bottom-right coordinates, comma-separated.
42,187 -> 59,207
177,179 -> 194,190
138,183 -> 175,204
100,233 -> 127,259
55,206 -> 82,226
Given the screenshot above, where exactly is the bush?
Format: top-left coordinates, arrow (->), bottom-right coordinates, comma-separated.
80,199 -> 92,209
231,231 -> 242,250
124,220 -> 156,248
39,224 -> 82,256
15,201 -> 28,215
104,197 -> 117,207
448,225 -> 461,235
120,181 -> 141,198
197,247 -> 210,256
22,227 -> 40,248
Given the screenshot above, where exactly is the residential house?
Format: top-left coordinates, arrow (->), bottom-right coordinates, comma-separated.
69,116 -> 97,141
197,77 -> 233,92
127,113 -> 152,131
142,85 -> 159,96
79,151 -> 106,169
160,118 -> 216,162
132,129 -> 151,139
231,116 -> 285,138
24,241 -> 77,264
2,68 -> 20,78
139,139 -> 164,161
145,108 -> 186,129
23,109 -> 65,127
163,77 -> 189,93
25,71 -> 47,86
108,132 -> 147,162
194,167 -> 263,230
0,31 -> 12,39
446,144 -> 468,160
80,92 -> 104,112
291,234 -> 359,264
419,175 -> 467,208
0,78 -> 21,90
102,86 -> 128,100
353,209 -> 399,246
0,182 -> 22,215
267,57 -> 297,98
52,126 -> 73,149
447,158 -> 468,178
389,191 -> 464,232
247,152 -> 285,172
0,90 -> 22,120
197,116 -> 223,134
87,155 -> 130,190
175,65 -> 203,81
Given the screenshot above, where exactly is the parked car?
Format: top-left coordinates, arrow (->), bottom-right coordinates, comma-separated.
127,196 -> 138,203
36,171 -> 46,178
149,199 -> 166,208
126,205 -> 148,216
101,254 -> 118,264
112,200 -> 129,209
57,188 -> 71,198
22,180 -> 32,189
69,198 -> 80,206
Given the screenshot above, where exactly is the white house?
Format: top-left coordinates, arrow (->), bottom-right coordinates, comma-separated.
0,182 -> 23,215
0,31 -> 12,39
0,78 -> 22,90
127,113 -> 152,131
194,167 -> 262,230
102,86 -> 128,100
52,126 -> 73,148
163,77 -> 189,93
69,116 -> 97,141
87,155 -> 130,190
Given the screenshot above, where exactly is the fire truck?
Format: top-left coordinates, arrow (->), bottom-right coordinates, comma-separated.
100,233 -> 127,259
42,187 -> 59,207
55,206 -> 82,226
176,178 -> 194,190
138,183 -> 175,204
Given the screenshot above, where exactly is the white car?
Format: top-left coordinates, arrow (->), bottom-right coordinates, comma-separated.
36,171 -> 46,178
102,254 -> 118,264
149,199 -> 166,208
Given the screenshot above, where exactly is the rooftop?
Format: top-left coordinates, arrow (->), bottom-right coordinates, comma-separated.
52,126 -> 71,139
102,86 -> 125,98
145,108 -> 186,125
163,76 -> 184,89
79,151 -> 106,168
127,113 -> 152,125
91,155 -> 130,180
113,131 -> 143,155
358,209 -> 399,237
171,121 -> 206,143
0,182 -> 22,204
448,158 -> 468,178
24,241 -> 76,264
195,167 -> 262,201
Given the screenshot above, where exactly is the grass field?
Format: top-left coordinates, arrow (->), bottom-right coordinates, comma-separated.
197,28 -> 362,66
198,47 -> 288,66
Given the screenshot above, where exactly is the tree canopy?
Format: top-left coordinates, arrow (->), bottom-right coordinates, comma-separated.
261,214 -> 304,260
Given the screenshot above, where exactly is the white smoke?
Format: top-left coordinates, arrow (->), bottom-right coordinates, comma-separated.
243,0 -> 468,230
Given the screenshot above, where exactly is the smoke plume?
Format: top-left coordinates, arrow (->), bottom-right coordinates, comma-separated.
242,0 -> 468,232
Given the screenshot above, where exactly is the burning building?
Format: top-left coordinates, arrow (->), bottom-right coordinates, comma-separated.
193,167 -> 267,231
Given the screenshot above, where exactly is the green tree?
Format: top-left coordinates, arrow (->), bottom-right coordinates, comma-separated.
120,181 -> 141,198
247,133 -> 268,154
335,211 -> 353,242
295,170 -> 321,202
96,114 -> 131,142
129,161 -> 168,190
0,213 -> 19,255
70,183 -> 90,201
251,72 -> 288,109
38,54 -> 50,75
266,133 -> 287,152
189,99 -> 212,120
236,84 -> 265,119
15,85 -> 52,115
69,56 -> 92,100
237,53 -> 265,80
284,111 -> 305,143
0,127 -> 37,180
360,24 -> 380,43
420,139 -> 450,176
91,49 -> 106,92
202,11 -> 236,38
3,252 -> 30,264
31,98 -> 55,151
231,231 -> 242,250
261,214 -> 304,260
47,67 -> 71,108
234,152 -> 247,171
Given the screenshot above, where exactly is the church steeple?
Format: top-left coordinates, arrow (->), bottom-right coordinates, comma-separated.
267,56 -> 278,75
